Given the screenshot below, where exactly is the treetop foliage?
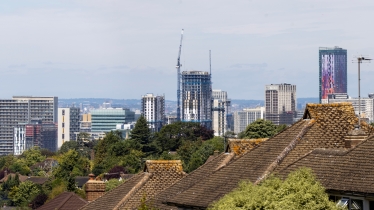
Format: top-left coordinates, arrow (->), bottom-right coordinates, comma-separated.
238,119 -> 288,139
209,168 -> 343,210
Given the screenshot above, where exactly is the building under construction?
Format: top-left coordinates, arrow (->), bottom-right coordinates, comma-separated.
181,71 -> 212,129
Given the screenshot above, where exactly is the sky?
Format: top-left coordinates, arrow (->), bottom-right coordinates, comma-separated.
0,0 -> 374,100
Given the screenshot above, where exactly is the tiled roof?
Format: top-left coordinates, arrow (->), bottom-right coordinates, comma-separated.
226,138 -> 268,156
0,173 -> 28,183
80,160 -> 185,210
37,192 -> 88,210
161,103 -> 366,209
278,134 -> 374,195
26,177 -> 49,185
150,152 -> 236,209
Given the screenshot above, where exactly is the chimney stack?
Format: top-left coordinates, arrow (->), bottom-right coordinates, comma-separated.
85,174 -> 105,202
345,128 -> 367,148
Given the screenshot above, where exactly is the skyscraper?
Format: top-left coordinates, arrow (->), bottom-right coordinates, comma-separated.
319,46 -> 347,104
182,71 -> 212,129
265,83 -> 296,125
141,93 -> 165,132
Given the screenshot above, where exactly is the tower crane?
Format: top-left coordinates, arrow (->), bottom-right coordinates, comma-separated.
176,29 -> 184,121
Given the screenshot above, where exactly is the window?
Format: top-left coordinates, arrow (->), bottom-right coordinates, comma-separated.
62,123 -> 65,128
62,110 -> 65,115
62,134 -> 65,139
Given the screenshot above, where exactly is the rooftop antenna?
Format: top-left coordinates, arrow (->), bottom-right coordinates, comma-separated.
353,56 -> 371,129
176,29 -> 184,122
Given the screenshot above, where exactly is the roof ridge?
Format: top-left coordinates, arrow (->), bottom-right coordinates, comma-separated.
114,172 -> 152,210
214,153 -> 235,171
144,160 -> 183,173
54,192 -> 74,210
255,119 -> 316,184
270,118 -> 303,138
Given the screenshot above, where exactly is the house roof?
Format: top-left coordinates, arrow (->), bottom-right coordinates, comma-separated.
0,174 -> 49,185
26,177 -> 49,185
37,192 -> 88,210
278,134 -> 374,195
80,160 -> 186,210
151,153 -> 236,209
75,176 -> 89,188
160,103 -> 369,209
150,138 -> 267,209
225,138 -> 268,155
0,173 -> 28,183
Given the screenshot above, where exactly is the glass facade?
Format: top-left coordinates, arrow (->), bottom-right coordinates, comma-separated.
319,47 -> 347,103
91,108 -> 135,133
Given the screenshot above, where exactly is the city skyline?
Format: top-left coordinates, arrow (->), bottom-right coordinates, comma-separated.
0,1 -> 373,100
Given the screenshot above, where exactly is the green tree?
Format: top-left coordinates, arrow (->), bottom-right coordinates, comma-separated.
105,178 -> 125,191
59,141 -> 79,154
209,168 -> 343,210
54,149 -> 90,190
22,147 -> 46,167
94,131 -> 123,166
130,115 -> 153,153
8,180 -> 40,206
9,159 -> 30,175
93,131 -> 139,175
154,122 -> 214,152
241,119 -> 278,139
120,150 -> 144,174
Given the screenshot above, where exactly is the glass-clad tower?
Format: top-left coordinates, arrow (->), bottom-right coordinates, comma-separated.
181,71 -> 212,129
319,47 -> 347,103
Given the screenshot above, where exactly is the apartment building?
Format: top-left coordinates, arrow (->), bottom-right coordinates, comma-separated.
0,96 -> 57,155
141,94 -> 165,132
58,107 -> 80,148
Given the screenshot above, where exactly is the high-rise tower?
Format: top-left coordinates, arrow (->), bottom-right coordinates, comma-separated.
265,83 -> 296,125
182,71 -> 212,129
141,94 -> 165,132
212,90 -> 231,136
319,47 -> 347,104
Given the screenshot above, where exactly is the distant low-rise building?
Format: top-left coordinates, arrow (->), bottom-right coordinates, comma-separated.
91,108 -> 135,133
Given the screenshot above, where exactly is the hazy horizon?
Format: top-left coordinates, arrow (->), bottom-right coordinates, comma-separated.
1,1 -> 373,100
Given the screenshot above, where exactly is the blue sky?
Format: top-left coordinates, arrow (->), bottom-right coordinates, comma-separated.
0,0 -> 373,100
